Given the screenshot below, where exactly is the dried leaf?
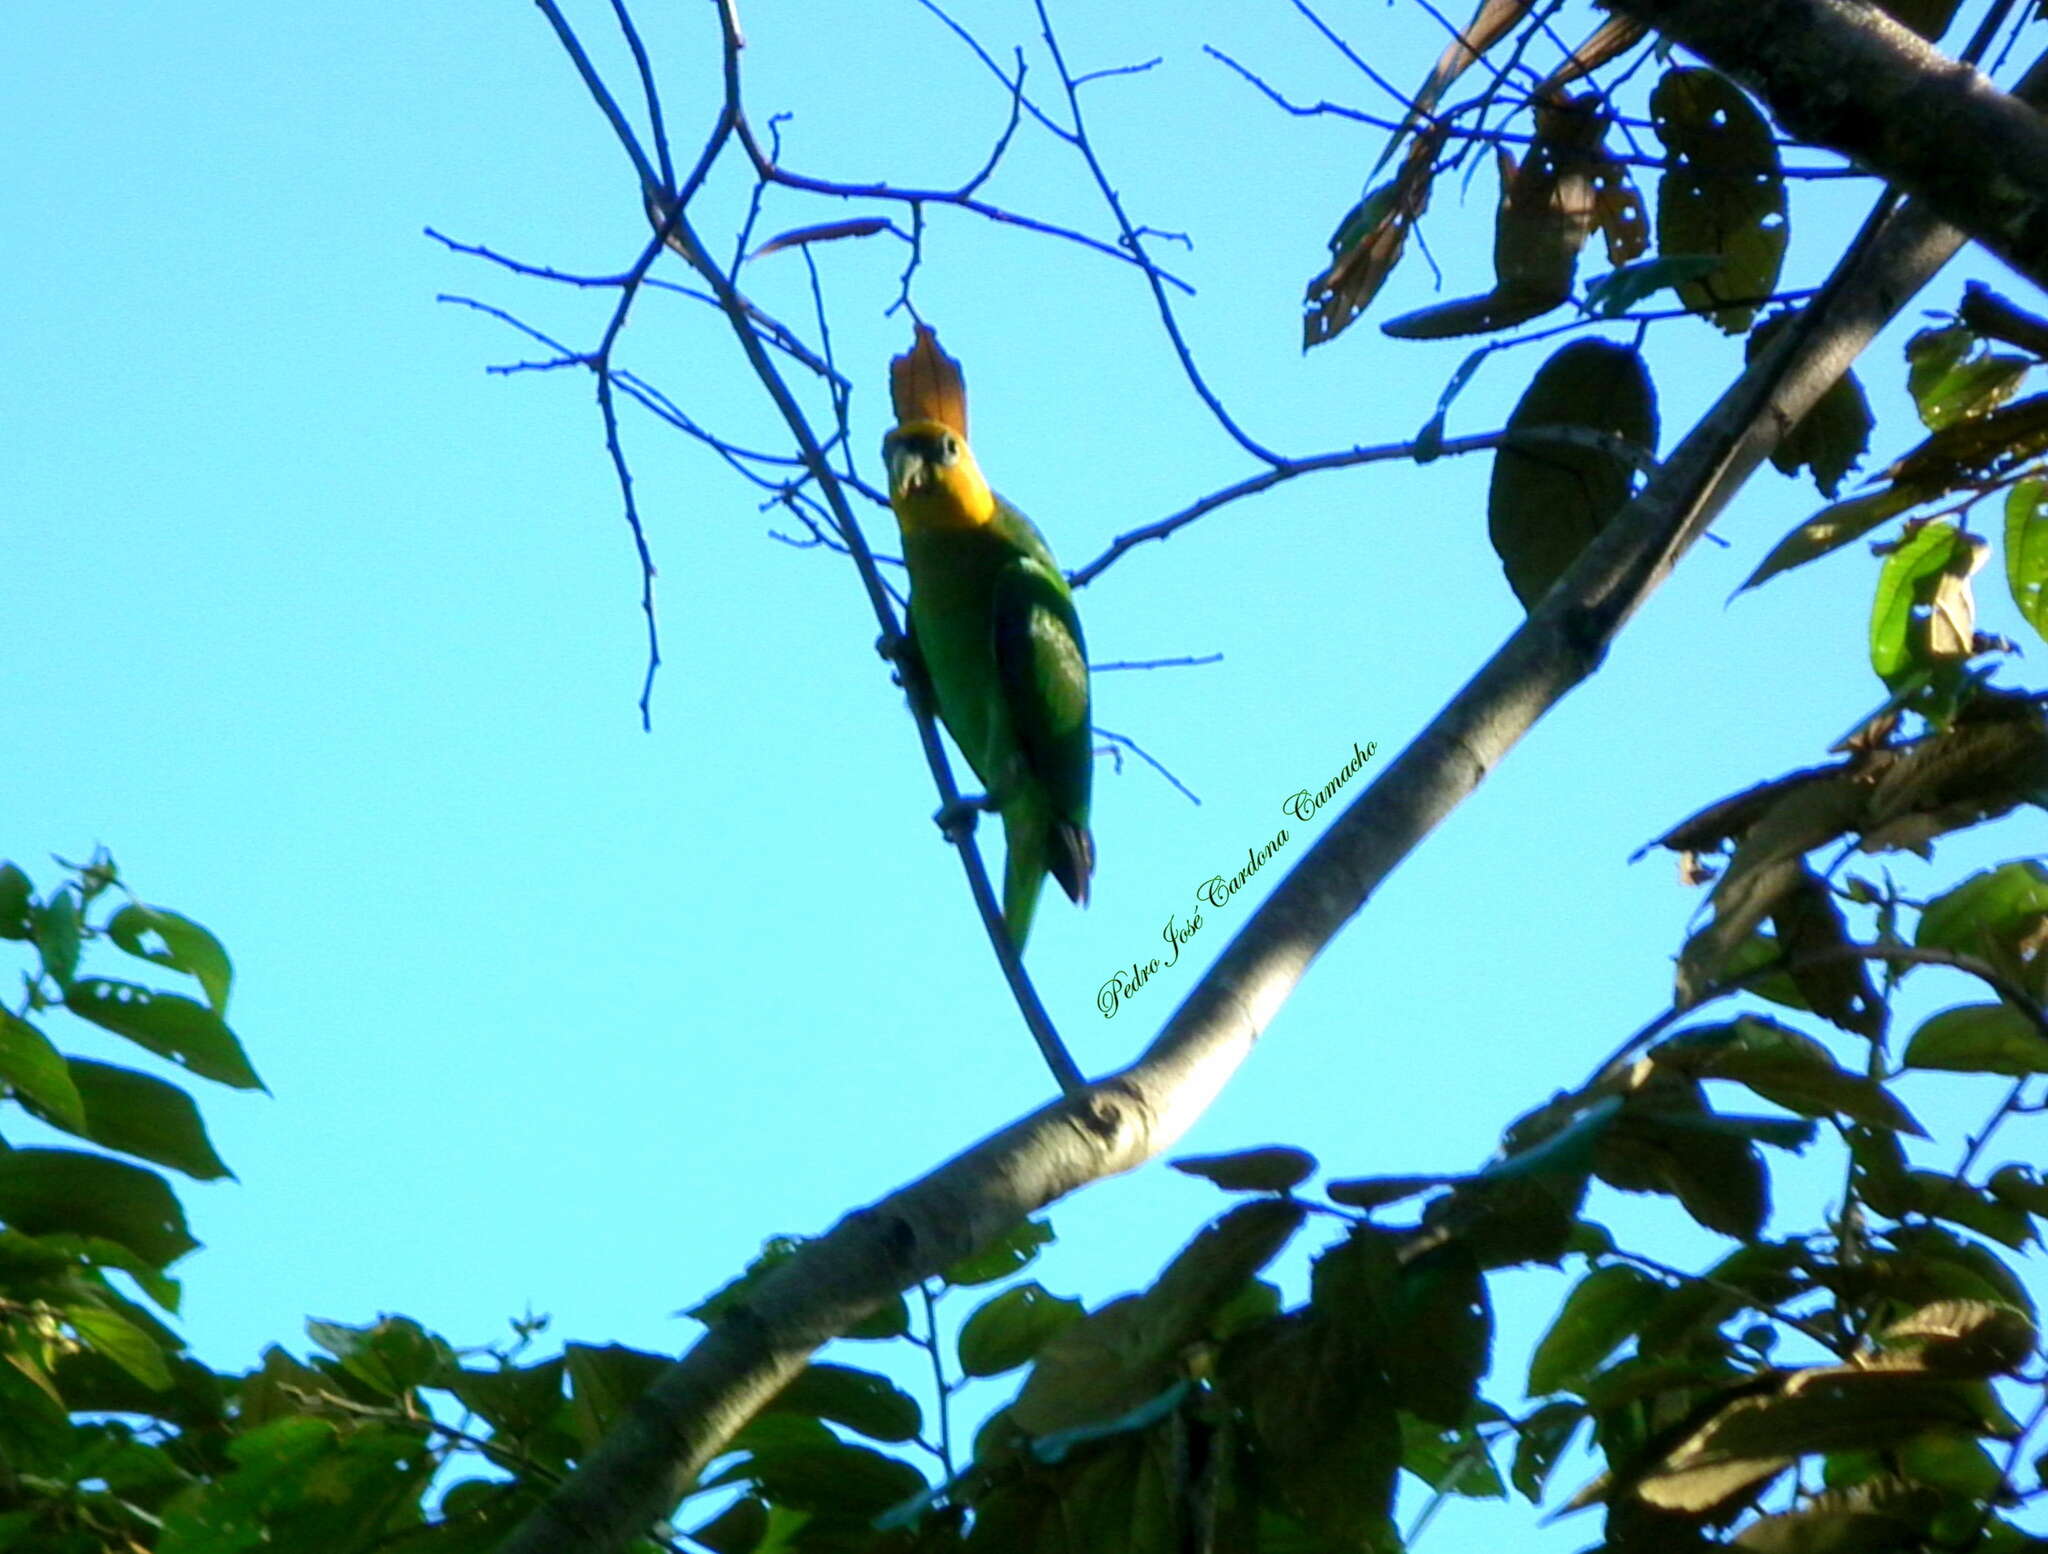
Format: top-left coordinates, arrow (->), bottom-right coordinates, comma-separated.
1306,127 -> 1445,348
1384,96 -> 1625,340
748,217 -> 894,262
1537,15 -> 1649,94
1372,0 -> 1535,176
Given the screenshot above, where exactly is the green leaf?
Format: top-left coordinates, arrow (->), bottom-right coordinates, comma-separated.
1223,1313 -> 1400,1549
32,890 -> 82,987
1171,1146 -> 1317,1193
1901,1170 -> 2036,1249
106,905 -> 233,1015
1581,255 -> 1726,316
64,1303 -> 174,1391
1903,1003 -> 2048,1076
306,1315 -> 451,1397
1881,1224 -> 2035,1318
1326,1174 -> 1451,1210
1528,1264 -> 1668,1396
1737,487 -> 1916,594
62,1060 -> 232,1180
1412,345 -> 1489,463
942,1218 -> 1053,1286
0,1149 -> 196,1268
1907,325 -> 2030,430
63,979 -> 261,1090
765,1363 -> 921,1443
1987,1164 -> 2048,1217
1488,339 -> 1659,608
0,864 -> 31,940
1651,69 -> 1786,332
1208,1276 -> 1283,1340
1510,1401 -> 1584,1502
688,1495 -> 768,1554
0,1009 -> 85,1132
845,1294 -> 910,1341
2006,476 -> 2048,643
1401,1408 -> 1507,1499
743,1440 -> 928,1517
445,1357 -> 565,1439
1653,1018 -> 1923,1135
563,1342 -> 670,1442
958,1282 -> 1084,1378
1918,859 -> 2048,958
1882,1299 -> 2037,1377
1887,392 -> 2048,489
1869,521 -> 1967,684
1733,1480 -> 1941,1553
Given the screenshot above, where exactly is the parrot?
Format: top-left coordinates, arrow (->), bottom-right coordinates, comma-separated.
883,417 -> 1094,949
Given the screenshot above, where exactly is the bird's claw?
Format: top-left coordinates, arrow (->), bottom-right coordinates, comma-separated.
934,793 -> 996,843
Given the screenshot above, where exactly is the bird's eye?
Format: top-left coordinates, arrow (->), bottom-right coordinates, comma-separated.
942,435 -> 959,458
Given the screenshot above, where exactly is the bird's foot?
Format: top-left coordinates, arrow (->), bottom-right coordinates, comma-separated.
934,793 -> 996,844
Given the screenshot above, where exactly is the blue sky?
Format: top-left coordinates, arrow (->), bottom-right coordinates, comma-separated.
8,0 -> 2045,1543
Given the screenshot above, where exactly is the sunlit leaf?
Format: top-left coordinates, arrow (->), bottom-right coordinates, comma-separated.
63,979 -> 261,1091
1528,1264 -> 1667,1396
1869,522 -> 1968,685
1903,1002 -> 2048,1076
64,1303 -> 174,1392
1651,69 -> 1786,332
1737,488 -> 1915,594
2006,476 -> 2048,642
0,1149 -> 195,1269
106,904 -> 233,1015
958,1282 -> 1084,1379
1907,324 -> 2030,430
64,1060 -> 233,1181
943,1218 -> 1053,1286
0,1009 -> 84,1132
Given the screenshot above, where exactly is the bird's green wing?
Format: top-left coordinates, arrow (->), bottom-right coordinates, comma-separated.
990,552 -> 1094,902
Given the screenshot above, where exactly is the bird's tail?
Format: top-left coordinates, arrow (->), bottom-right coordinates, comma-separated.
1001,800 -> 1094,949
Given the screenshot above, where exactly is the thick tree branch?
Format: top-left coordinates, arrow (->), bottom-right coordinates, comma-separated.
501,189 -> 1968,1554
1611,0 -> 2048,292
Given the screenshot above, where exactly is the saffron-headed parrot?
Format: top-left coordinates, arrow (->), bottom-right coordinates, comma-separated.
883,417 -> 1094,948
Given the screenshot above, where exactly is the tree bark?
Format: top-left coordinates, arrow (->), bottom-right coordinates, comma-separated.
1612,0 -> 2048,293
501,192 -> 1965,1554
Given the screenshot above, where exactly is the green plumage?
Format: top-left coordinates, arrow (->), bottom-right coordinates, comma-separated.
885,423 -> 1094,948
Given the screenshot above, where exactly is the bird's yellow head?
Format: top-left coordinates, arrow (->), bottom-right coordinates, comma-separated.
883,419 -> 996,529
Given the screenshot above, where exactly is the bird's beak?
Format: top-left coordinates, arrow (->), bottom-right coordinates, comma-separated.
885,442 -> 928,501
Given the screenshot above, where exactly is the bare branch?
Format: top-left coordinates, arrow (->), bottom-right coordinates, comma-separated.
502,127 -> 1972,1554
1070,422 -> 1657,587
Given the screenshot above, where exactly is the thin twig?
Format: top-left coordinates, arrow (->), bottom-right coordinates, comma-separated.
1036,0 -> 1282,463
